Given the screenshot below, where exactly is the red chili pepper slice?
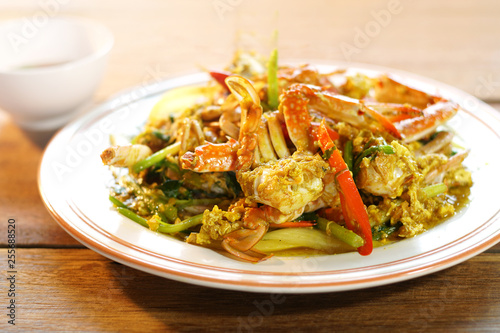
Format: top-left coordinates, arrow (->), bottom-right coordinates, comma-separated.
311,121 -> 339,141
209,71 -> 231,91
316,119 -> 373,255
269,221 -> 316,228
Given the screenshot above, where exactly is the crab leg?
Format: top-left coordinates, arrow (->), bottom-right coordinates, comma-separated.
222,223 -> 269,262
266,111 -> 291,159
283,84 -> 402,139
219,94 -> 240,139
371,76 -> 460,142
225,75 -> 263,172
362,104 -> 402,139
180,75 -> 263,173
364,102 -> 424,122
415,131 -> 454,157
396,101 -> 459,143
312,91 -> 366,127
180,138 -> 238,172
424,150 -> 469,184
256,117 -> 278,163
279,84 -> 314,152
374,74 -> 438,109
100,144 -> 152,168
222,205 -> 304,262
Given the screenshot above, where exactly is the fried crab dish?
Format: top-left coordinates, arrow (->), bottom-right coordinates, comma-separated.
101,51 -> 472,262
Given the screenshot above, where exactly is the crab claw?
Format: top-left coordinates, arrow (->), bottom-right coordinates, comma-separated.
363,102 -> 424,123
221,206 -> 280,262
225,75 -> 263,173
222,224 -> 270,262
180,138 -> 238,172
225,75 -> 261,107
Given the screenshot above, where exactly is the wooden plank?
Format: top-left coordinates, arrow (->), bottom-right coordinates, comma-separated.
1,248 -> 499,331
0,112 -> 81,247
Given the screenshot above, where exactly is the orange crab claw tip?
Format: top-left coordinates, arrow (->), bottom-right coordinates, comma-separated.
180,152 -> 196,169
269,221 -> 317,228
223,225 -> 267,252
225,75 -> 260,105
221,240 -> 272,263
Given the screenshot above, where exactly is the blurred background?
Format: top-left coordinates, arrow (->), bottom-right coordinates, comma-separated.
1,0 -> 498,104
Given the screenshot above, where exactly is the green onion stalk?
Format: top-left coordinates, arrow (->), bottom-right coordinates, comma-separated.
110,196 -> 203,233
267,48 -> 279,110
132,142 -> 181,173
317,217 -> 365,248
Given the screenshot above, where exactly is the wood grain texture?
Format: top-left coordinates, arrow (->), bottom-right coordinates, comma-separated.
0,248 -> 498,332
0,112 -> 81,247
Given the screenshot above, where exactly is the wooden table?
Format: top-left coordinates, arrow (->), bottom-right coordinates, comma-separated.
1,1 -> 500,331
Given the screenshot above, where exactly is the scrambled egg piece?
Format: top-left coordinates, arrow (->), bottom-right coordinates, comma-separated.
186,205 -> 242,246
397,184 -> 454,237
443,167 -> 473,188
417,153 -> 448,179
238,153 -> 328,214
357,141 -> 420,198
340,74 -> 372,99
368,183 -> 455,238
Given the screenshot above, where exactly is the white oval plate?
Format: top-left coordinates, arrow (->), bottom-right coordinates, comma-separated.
39,63 -> 500,293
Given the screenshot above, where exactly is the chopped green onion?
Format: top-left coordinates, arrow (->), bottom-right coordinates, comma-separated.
156,214 -> 203,233
372,221 -> 402,241
267,48 -> 279,110
117,205 -> 202,234
109,195 -> 128,209
132,142 -> 181,173
363,138 -> 376,150
419,183 -> 448,199
317,217 -> 365,248
152,130 -> 171,142
322,147 -> 335,160
160,179 -> 182,198
162,205 -> 178,222
157,211 -> 170,223
343,140 -> 353,171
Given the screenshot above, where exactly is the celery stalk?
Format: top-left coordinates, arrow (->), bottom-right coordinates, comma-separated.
418,183 -> 448,199
253,228 -> 355,254
317,217 -> 365,248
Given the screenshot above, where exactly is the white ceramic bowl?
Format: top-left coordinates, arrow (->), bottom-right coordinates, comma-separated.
0,17 -> 113,130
